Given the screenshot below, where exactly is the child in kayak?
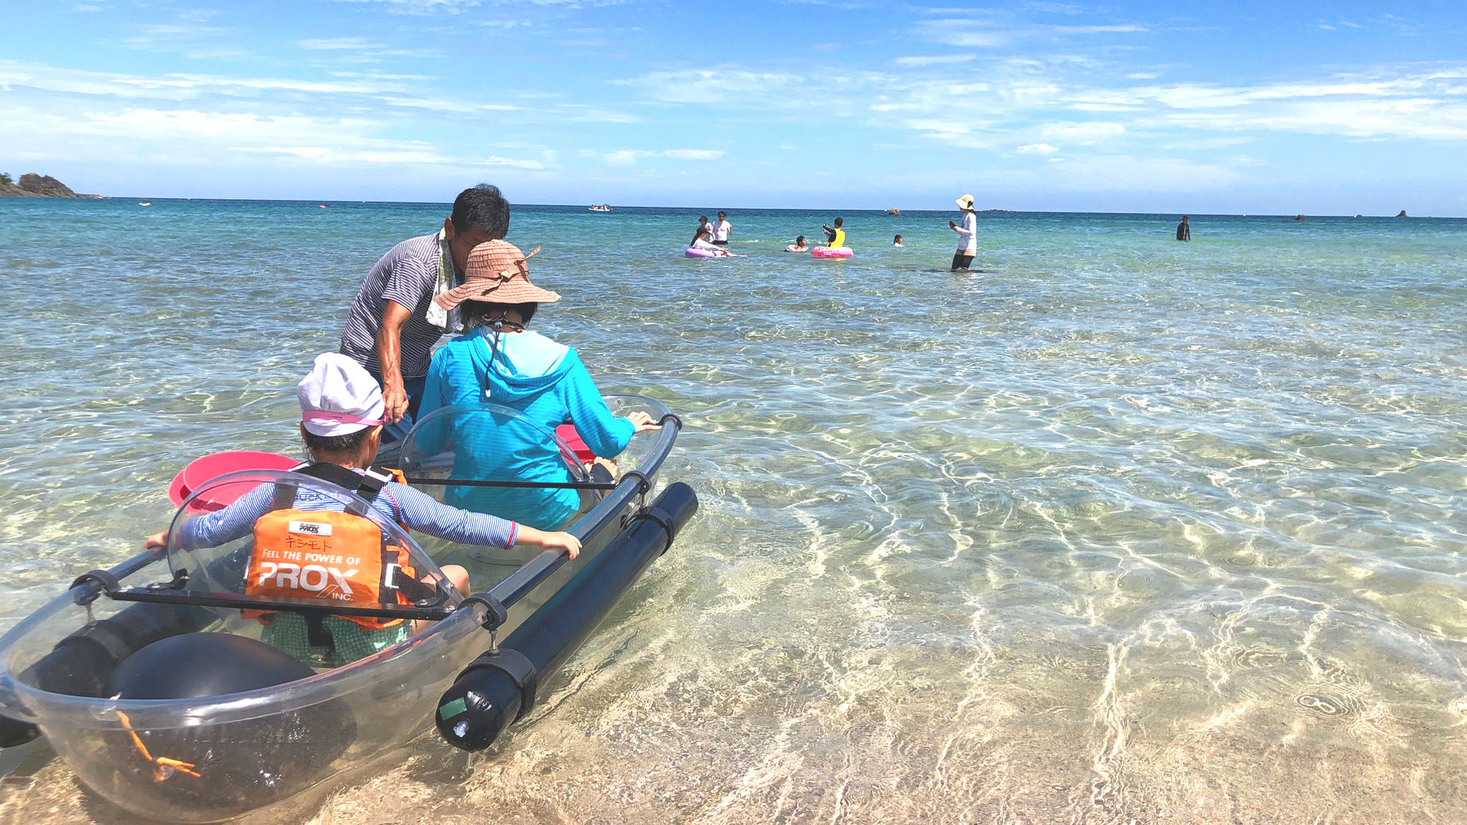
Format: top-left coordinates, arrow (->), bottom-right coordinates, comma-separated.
145,353 -> 581,664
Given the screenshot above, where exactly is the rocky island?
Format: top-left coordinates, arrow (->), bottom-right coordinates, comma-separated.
0,173 -> 101,198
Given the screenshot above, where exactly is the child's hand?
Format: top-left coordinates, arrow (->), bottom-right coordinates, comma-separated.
144,530 -> 168,550
540,531 -> 582,559
518,525 -> 584,559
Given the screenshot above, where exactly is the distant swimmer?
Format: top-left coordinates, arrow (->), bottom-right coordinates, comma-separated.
893,234 -> 904,247
949,194 -> 977,271
711,211 -> 732,246
822,217 -> 846,248
786,235 -> 809,253
1176,215 -> 1190,241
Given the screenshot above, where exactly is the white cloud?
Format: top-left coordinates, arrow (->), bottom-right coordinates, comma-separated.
297,37 -> 372,50
860,58 -> 1467,147
617,69 -> 808,106
1018,143 -> 1058,154
584,148 -> 725,166
664,149 -> 725,160
892,55 -> 976,67
561,105 -> 639,123
325,0 -> 482,14
1042,121 -> 1125,143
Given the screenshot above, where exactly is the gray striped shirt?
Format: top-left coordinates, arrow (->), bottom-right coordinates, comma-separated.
338,233 -> 454,379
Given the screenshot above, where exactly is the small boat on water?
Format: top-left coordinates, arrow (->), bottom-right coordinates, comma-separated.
0,396 -> 694,822
588,204 -> 612,212
138,201 -> 151,206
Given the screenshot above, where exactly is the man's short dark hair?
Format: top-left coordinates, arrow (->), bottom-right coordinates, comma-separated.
451,184 -> 510,239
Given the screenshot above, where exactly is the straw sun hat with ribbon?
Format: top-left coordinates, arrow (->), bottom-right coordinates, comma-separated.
433,240 -> 560,311
955,194 -> 976,210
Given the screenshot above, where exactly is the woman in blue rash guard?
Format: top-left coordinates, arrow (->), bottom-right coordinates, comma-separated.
415,240 -> 660,530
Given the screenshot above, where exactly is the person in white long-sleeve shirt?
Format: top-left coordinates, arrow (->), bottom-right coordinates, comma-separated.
949,194 -> 978,270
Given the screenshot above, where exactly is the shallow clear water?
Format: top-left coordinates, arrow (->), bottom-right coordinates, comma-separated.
2,199 -> 1466,823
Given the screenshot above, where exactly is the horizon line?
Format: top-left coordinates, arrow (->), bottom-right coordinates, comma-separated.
6,196 -> 1456,220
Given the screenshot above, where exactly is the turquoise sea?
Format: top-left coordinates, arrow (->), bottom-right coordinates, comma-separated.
1,198 -> 1466,823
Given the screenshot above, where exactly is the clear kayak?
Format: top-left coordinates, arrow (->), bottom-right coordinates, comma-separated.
0,395 -> 695,823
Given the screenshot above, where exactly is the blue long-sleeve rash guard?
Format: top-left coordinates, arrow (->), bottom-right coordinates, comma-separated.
416,328 -> 635,529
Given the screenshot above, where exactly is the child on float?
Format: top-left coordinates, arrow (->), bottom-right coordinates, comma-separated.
821,217 -> 845,248
144,353 -> 581,664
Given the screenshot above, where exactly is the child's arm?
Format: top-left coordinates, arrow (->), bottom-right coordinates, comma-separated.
143,483 -> 275,550
389,484 -> 581,558
513,525 -> 582,559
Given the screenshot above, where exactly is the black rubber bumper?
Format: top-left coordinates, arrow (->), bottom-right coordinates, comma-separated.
436,482 -> 698,751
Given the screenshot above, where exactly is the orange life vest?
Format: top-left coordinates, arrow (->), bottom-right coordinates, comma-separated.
244,464 -> 420,630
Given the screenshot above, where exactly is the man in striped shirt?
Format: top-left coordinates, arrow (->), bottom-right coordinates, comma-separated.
338,184 -> 509,443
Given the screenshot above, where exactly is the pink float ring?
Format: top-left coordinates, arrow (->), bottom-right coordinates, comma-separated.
811,246 -> 853,259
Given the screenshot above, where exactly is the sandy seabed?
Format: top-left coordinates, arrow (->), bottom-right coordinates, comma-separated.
3,629 -> 1463,825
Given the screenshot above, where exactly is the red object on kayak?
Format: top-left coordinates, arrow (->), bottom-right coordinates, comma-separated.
555,424 -> 595,463
167,451 -> 299,513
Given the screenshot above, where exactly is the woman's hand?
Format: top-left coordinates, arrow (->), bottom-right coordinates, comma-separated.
626,411 -> 662,433
144,530 -> 168,550
949,220 -> 957,230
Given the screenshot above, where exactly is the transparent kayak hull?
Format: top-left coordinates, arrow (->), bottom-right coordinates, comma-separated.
0,395 -> 685,823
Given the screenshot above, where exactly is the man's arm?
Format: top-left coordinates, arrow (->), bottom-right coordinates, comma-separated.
376,300 -> 412,423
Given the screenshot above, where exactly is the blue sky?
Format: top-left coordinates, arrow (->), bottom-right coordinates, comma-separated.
3,1 -> 1467,214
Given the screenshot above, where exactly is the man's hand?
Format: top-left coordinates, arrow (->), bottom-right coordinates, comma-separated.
382,378 -> 409,424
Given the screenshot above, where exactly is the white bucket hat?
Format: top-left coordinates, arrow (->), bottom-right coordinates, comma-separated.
297,353 -> 385,437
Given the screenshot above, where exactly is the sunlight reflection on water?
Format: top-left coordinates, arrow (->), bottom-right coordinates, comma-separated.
2,201 -> 1466,823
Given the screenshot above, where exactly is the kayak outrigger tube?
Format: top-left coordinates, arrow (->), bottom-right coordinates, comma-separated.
436,481 -> 697,751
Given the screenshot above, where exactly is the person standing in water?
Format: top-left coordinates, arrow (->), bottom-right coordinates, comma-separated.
949,194 -> 978,270
822,217 -> 845,248
1176,215 -> 1191,241
893,234 -> 904,247
711,211 -> 732,246
338,184 -> 509,443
